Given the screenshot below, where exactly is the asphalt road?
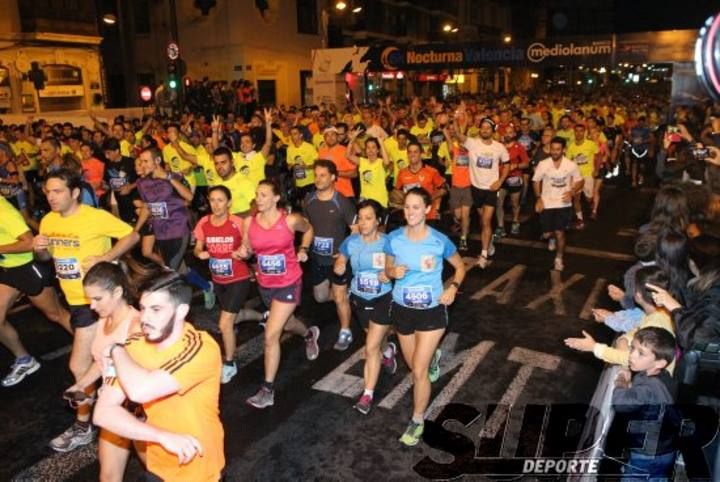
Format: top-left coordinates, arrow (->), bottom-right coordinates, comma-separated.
4,185 -> 655,481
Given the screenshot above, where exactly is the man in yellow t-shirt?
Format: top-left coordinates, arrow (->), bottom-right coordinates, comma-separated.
34,168 -> 138,452
94,273 -> 224,482
410,114 -> 433,160
287,125 -> 318,201
162,124 -> 199,190
0,197 -> 71,387
213,147 -> 255,215
566,124 -> 599,228
232,108 -> 274,190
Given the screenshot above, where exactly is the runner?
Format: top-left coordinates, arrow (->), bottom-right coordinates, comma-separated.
386,187 -> 466,446
442,123 -> 472,251
495,126 -> 529,237
318,126 -> 358,200
304,160 -> 357,351
242,179 -> 320,408
69,262 -> 148,482
211,147 -> 255,216
287,124 -> 318,206
346,130 -> 392,207
334,199 -> 397,414
532,137 -> 584,272
566,123 -> 599,230
453,112 -> 510,268
33,168 -> 139,452
232,108 -> 274,190
93,272 -> 225,481
390,141 -> 446,225
0,196 -> 71,387
194,185 -> 261,384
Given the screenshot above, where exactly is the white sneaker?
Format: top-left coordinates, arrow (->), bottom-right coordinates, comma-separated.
548,238 -> 557,252
2,356 -> 40,387
477,256 -> 489,269
488,241 -> 496,257
221,363 -> 237,384
554,257 -> 564,272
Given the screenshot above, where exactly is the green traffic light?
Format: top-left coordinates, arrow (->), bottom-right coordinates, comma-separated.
169,79 -> 178,89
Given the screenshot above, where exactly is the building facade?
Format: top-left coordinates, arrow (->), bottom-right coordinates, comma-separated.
0,0 -> 104,114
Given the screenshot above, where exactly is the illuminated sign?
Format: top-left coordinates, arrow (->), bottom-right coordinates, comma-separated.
38,85 -> 85,98
526,41 -> 613,63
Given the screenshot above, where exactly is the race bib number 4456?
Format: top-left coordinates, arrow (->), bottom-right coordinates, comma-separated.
258,254 -> 286,275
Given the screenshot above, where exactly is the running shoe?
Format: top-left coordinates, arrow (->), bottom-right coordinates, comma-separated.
488,240 -> 496,257
574,220 -> 585,231
305,326 -> 320,360
493,227 -> 506,239
259,310 -> 269,330
49,422 -> 95,452
510,222 -> 520,235
382,342 -> 398,375
458,237 -> 468,251
203,285 -> 216,310
354,394 -> 373,415
2,356 -> 40,387
246,386 -> 274,409
554,257 -> 564,272
399,420 -> 425,446
334,330 -> 353,351
548,238 -> 557,252
221,362 -> 237,384
590,211 -> 598,221
477,255 -> 490,269
429,349 -> 442,383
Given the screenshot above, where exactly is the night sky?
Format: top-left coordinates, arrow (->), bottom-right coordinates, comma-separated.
614,0 -> 720,32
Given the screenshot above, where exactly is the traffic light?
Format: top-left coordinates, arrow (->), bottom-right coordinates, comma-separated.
167,60 -> 179,90
28,61 -> 46,91
194,0 -> 216,15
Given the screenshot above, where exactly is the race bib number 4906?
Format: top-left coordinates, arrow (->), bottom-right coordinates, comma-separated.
402,286 -> 433,308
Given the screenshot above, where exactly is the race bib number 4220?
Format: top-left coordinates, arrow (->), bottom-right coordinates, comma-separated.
55,257 -> 81,280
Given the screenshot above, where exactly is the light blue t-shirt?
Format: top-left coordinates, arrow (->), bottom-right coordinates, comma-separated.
339,233 -> 392,300
387,226 -> 456,309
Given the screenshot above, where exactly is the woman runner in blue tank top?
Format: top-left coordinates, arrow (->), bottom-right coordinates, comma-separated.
386,187 -> 466,446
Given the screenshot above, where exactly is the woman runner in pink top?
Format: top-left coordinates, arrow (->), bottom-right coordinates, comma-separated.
66,261 -> 154,482
241,179 -> 321,409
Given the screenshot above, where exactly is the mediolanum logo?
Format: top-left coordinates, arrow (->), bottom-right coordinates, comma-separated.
526,41 -> 612,63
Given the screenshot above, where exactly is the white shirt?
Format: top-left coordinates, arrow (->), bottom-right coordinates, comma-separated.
532,156 -> 582,209
463,138 -> 510,189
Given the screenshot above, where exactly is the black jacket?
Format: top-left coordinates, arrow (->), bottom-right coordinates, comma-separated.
673,283 -> 720,351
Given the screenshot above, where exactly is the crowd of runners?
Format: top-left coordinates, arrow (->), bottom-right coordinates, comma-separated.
1,88 -> 720,480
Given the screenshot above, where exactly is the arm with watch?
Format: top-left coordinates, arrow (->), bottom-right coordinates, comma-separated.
439,252 -> 466,306
106,342 -> 181,404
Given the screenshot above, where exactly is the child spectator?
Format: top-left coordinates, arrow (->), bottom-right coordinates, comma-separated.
612,326 -> 679,480
565,266 -> 675,373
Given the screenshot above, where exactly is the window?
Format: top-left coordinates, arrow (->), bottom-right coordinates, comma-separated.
297,0 -> 317,35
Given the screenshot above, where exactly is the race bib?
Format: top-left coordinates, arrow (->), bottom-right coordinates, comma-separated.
293,164 -> 307,180
476,156 -> 493,169
550,176 -> 567,188
456,154 -> 469,166
402,286 -> 433,308
258,254 -> 286,275
55,257 -> 81,280
402,182 -> 421,193
574,154 -> 588,165
372,252 -> 385,270
357,271 -> 380,295
506,176 -> 523,187
209,258 -> 233,277
420,255 -> 436,272
148,202 -> 169,219
313,237 -> 334,256
109,176 -> 128,190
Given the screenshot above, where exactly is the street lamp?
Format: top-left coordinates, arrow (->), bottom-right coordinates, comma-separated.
443,24 -> 453,32
503,35 -> 512,43
352,6 -> 362,13
335,1 -> 347,10
102,13 -> 117,25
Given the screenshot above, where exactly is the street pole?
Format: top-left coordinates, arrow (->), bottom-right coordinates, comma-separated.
168,0 -> 181,115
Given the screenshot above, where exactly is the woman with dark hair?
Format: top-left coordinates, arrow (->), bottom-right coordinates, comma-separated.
241,179 -> 321,409
386,187 -> 466,446
655,228 -> 691,304
334,199 -> 396,415
647,185 -> 690,233
66,261 -> 154,482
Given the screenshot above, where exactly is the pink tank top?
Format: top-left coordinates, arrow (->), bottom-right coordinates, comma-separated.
248,212 -> 303,288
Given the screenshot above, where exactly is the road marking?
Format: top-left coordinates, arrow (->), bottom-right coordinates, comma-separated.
426,340 -> 495,420
470,235 -> 635,262
526,271 -> 585,316
471,264 -> 526,304
480,347 -> 561,439
580,278 -> 606,321
12,442 -> 97,482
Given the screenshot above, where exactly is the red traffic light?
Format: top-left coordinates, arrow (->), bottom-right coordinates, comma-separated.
139,85 -> 153,102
